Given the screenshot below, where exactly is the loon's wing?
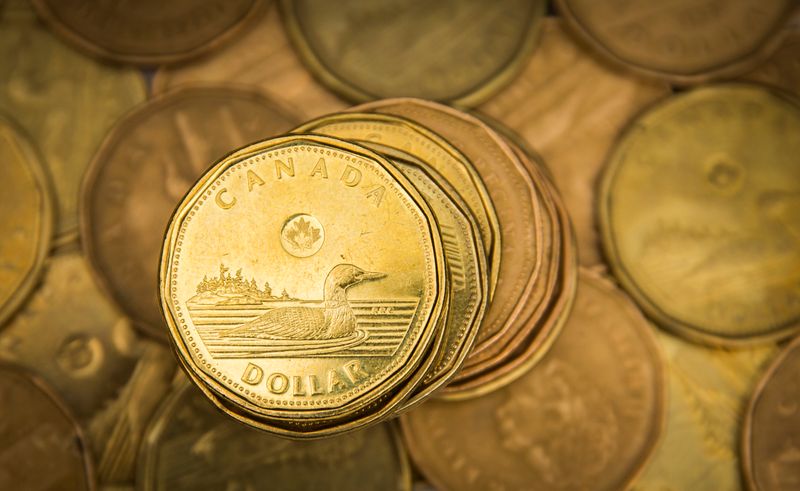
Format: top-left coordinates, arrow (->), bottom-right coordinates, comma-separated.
227,307 -> 326,340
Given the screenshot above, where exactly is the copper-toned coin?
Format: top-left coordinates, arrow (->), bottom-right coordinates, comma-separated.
556,0 -> 797,83
0,0 -> 146,241
742,335 -> 800,491
0,113 -> 52,327
741,29 -> 800,97
0,364 -> 93,490
280,0 -> 546,105
0,250 -> 176,486
632,331 -> 776,491
31,0 -> 265,65
152,3 -> 348,120
402,269 -> 665,491
138,378 -> 411,490
444,145 -> 578,398
82,86 -> 299,341
354,99 -> 548,370
479,18 -> 670,266
599,84 -> 800,345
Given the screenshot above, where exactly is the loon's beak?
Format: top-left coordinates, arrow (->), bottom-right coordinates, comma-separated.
359,270 -> 386,282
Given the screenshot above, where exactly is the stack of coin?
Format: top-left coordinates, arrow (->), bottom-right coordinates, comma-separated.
158,99 -> 577,437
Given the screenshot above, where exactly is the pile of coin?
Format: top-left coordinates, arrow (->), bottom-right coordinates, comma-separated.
2,0 -> 800,489
158,99 -> 576,438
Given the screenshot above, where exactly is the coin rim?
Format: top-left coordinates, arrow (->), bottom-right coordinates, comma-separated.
0,114 -> 54,328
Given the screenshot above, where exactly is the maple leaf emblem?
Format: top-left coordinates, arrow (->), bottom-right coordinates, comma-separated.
285,218 -> 322,250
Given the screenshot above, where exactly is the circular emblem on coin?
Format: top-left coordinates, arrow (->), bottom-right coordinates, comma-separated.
280,214 -> 325,258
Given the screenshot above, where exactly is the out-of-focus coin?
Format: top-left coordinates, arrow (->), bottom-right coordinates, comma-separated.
599,84 -> 800,345
402,269 -> 664,491
31,0 -> 265,65
138,378 -> 411,490
0,114 -> 52,327
82,86 -> 299,342
0,365 -> 93,490
280,0 -> 546,105
0,250 -> 176,486
160,135 -> 446,437
479,19 -> 669,266
632,331 -> 776,491
0,0 -> 145,241
556,0 -> 796,83
293,112 -> 501,297
355,99 -> 547,372
742,336 -> 800,491
741,30 -> 800,97
152,4 -> 348,120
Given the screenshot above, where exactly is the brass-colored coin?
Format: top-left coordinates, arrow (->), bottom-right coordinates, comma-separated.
160,135 -> 446,435
0,0 -> 146,241
556,0 -> 797,83
742,336 -> 800,491
741,30 -> 800,97
0,114 -> 52,327
31,0 -> 265,65
292,112 -> 500,297
0,364 -> 93,490
82,86 -> 299,341
0,250 -> 176,486
280,0 -> 546,105
599,84 -> 800,345
152,4 -> 348,120
479,18 -> 670,266
402,269 -> 665,491
389,157 -> 487,409
355,99 -> 547,369
138,378 -> 411,490
632,331 -> 776,491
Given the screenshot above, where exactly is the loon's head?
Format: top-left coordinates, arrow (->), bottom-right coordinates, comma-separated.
326,264 -> 386,291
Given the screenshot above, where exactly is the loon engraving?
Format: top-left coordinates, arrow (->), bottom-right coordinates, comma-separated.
224,264 -> 385,340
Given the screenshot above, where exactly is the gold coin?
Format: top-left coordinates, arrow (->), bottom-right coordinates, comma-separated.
138,378 -> 411,490
152,4 -> 348,120
0,113 -> 52,327
292,112 -> 501,297
556,0 -> 797,83
160,135 -> 446,434
81,86 -> 299,341
479,18 -> 670,266
0,250 -> 176,485
31,0 -> 265,65
0,364 -> 93,490
632,330 -> 776,491
742,335 -> 800,491
280,0 -> 546,105
0,0 -> 146,241
599,84 -> 800,345
402,269 -> 665,491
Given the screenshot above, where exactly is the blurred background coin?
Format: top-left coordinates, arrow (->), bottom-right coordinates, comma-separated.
31,0 -> 266,65
280,0 -> 546,105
